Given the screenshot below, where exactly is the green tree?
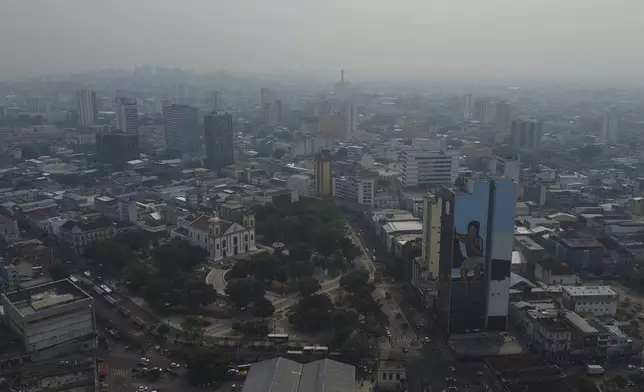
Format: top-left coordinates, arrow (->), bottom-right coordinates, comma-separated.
340,270 -> 370,294
339,237 -> 362,261
84,239 -> 137,277
225,278 -> 265,308
612,375 -> 628,389
186,347 -> 228,386
297,276 -> 321,297
289,243 -> 312,262
577,376 -> 599,392
291,260 -> 314,278
289,294 -> 334,330
251,297 -> 275,318
273,148 -> 287,159
232,319 -> 271,336
156,324 -> 170,335
153,238 -> 208,277
48,263 -> 70,281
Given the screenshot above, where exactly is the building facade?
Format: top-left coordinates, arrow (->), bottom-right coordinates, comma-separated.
401,149 -> 459,190
332,174 -> 375,206
60,219 -> 115,250
116,97 -> 138,133
511,119 -> 543,151
421,193 -> 442,279
436,177 -> 517,335
561,286 -> 618,317
164,104 -> 200,154
314,149 -> 333,197
204,112 -> 234,171
96,131 -> 139,167
77,89 -> 97,126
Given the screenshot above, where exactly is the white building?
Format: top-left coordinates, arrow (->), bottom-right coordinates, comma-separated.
60,219 -> 115,250
401,149 -> 459,189
488,154 -> 520,183
171,214 -> 256,262
286,174 -> 312,197
345,145 -> 364,161
332,175 -> 375,206
376,361 -> 406,391
561,286 -> 618,317
76,89 -> 97,126
534,258 -> 577,286
601,108 -> 620,143
1,279 -> 96,357
340,102 -> 358,140
116,97 -> 138,133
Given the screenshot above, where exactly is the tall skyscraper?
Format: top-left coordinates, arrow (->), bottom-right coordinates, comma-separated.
422,193 -> 442,279
340,102 -> 358,140
204,112 -> 234,171
473,99 -> 488,123
77,89 -> 97,126
116,97 -> 138,133
511,119 -> 543,150
211,91 -> 221,111
27,97 -> 41,113
600,108 -> 620,143
260,88 -> 273,106
436,177 -> 516,336
314,149 -> 333,197
164,104 -> 200,154
495,101 -> 512,134
463,94 -> 473,120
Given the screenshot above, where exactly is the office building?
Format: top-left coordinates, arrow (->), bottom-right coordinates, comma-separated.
401,149 -> 459,190
561,286 -> 618,317
495,101 -> 512,134
27,97 -> 41,113
164,104 -> 200,153
463,94 -> 473,120
436,177 -> 517,335
314,149 -> 333,197
473,99 -> 489,123
421,193 -> 442,279
340,102 -> 358,139
116,97 -> 138,133
0,279 -> 97,391
77,89 -> 97,126
488,154 -> 520,183
511,119 -> 543,150
260,88 -> 273,106
96,131 -> 139,167
332,173 -> 375,206
211,90 -> 221,111
204,112 -> 234,171
600,108 -> 619,143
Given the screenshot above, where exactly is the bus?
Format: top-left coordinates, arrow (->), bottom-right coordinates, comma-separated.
118,305 -> 131,316
98,363 -> 109,381
69,275 -> 80,283
92,286 -> 105,296
100,284 -> 113,294
267,334 -> 289,342
303,346 -> 329,354
237,364 -> 252,371
104,295 -> 119,306
133,317 -> 147,328
286,350 -> 303,356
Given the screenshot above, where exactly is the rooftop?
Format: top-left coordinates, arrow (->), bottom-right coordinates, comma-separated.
537,258 -> 574,275
242,357 -> 355,392
562,285 -> 617,297
2,279 -> 91,317
563,311 -> 598,334
383,221 -> 423,234
516,237 -> 544,251
560,237 -> 603,249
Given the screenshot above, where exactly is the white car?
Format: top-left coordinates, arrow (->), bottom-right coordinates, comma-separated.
628,365 -> 636,370
424,337 -> 431,343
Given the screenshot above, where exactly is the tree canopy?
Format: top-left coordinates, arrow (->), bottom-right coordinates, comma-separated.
297,276 -> 321,297
288,293 -> 334,330
251,297 -> 276,318
225,278 -> 266,308
186,347 -> 228,386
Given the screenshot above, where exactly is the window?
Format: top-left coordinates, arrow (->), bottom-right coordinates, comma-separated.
245,234 -> 249,242
382,373 -> 387,381
396,374 -> 400,381
222,240 -> 227,248
251,234 -> 254,240
233,236 -> 238,245
389,373 -> 393,381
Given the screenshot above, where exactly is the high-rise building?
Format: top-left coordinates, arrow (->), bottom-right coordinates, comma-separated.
27,97 -> 41,113
436,177 -> 516,336
422,192 -> 442,279
77,89 -> 97,126
495,101 -> 512,134
401,149 -> 459,190
332,172 -> 375,206
473,99 -> 488,123
488,154 -> 520,183
204,112 -> 234,171
511,119 -> 543,150
275,99 -> 283,125
163,104 -> 200,153
260,88 -> 273,106
0,279 -> 97,391
463,94 -> 473,120
211,91 -> 221,111
116,97 -> 138,133
600,108 -> 620,143
340,102 -> 358,140
96,131 -> 139,166
314,149 -> 333,197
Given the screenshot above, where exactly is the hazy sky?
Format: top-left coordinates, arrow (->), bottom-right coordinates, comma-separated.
2,0 -> 643,82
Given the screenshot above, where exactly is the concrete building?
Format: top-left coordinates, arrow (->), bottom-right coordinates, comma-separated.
377,360 -> 407,391
204,112 -> 234,171
401,149 -> 459,190
488,154 -> 520,183
76,89 -> 97,126
0,214 -> 19,243
473,99 -> 489,123
561,286 -> 618,317
286,174 -> 312,197
340,102 -> 358,139
495,101 -> 512,134
421,193 -> 442,279
314,149 -> 333,197
534,258 -> 577,286
164,104 -> 200,154
511,119 -> 543,151
115,97 -> 138,133
346,145 -> 364,161
483,356 -> 571,392
600,108 -> 620,143
93,195 -> 137,223
332,174 -> 375,206
463,94 -> 473,120
60,218 -> 115,251
96,131 -> 139,167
